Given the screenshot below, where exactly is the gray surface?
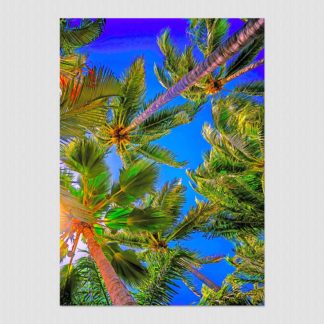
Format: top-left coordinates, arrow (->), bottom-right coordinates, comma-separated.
1,0 -> 323,323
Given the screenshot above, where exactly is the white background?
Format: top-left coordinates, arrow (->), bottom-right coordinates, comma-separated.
1,0 -> 323,323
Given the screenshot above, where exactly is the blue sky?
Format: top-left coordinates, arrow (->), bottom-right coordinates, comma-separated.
75,18 -> 264,305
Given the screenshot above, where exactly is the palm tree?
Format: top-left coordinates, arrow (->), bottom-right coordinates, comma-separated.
103,179 -> 225,304
121,18 -> 264,134
187,94 -> 264,240
94,57 -> 201,167
60,137 -> 171,305
154,19 -> 264,103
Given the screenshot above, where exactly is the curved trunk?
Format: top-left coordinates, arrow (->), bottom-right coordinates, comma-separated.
221,58 -> 264,84
82,225 -> 136,305
187,264 -> 220,292
123,19 -> 264,133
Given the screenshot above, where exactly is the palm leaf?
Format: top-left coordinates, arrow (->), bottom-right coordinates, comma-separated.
60,67 -> 121,139
135,249 -> 193,305
60,19 -> 106,54
60,257 -> 110,305
225,35 -> 264,77
233,80 -> 264,96
105,206 -> 171,232
134,143 -> 187,168
61,137 -> 107,178
110,160 -> 158,205
101,243 -> 147,287
165,201 -> 216,242
151,179 -> 186,224
113,57 -> 146,125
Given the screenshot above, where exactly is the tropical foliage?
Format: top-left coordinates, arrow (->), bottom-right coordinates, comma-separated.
187,94 -> 264,240
60,18 -> 265,306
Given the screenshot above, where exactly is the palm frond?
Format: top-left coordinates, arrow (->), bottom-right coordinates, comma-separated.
110,160 -> 158,205
60,257 -> 111,305
198,283 -> 251,305
225,35 -> 264,77
60,67 -> 121,139
189,19 -> 229,56
151,179 -> 186,224
154,64 -> 173,89
60,19 -> 106,54
135,249 -> 193,305
233,80 -> 264,96
103,230 -> 151,249
101,243 -> 147,287
61,137 -> 107,179
166,201 -> 216,242
113,57 -> 146,125
134,143 -> 187,168
105,206 -> 171,232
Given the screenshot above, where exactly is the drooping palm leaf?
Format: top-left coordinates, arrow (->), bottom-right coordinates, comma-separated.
105,206 -> 171,232
100,243 -> 147,287
165,201 -> 216,242
60,67 -> 121,139
133,143 -> 187,168
60,19 -> 106,55
225,35 -> 264,77
61,137 -> 107,178
110,160 -> 158,205
60,257 -> 111,305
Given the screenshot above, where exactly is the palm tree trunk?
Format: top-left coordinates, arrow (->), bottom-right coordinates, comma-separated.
82,224 -> 136,305
220,58 -> 264,84
187,264 -> 220,291
122,18 -> 264,134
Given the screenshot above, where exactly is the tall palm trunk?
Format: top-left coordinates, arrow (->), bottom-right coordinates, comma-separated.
123,18 -> 264,133
221,58 -> 264,85
82,224 -> 136,305
187,264 -> 220,291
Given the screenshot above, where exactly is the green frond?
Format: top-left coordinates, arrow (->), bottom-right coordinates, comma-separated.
60,19 -> 106,55
154,64 -> 173,89
60,257 -> 110,305
134,143 -> 187,168
60,168 -> 74,189
137,100 -> 201,136
198,283 -> 251,306
105,206 -> 171,232
61,137 -> 107,178
60,67 -> 121,139
101,243 -> 147,287
151,179 -> 186,224
225,35 -> 264,77
113,57 -> 146,125
189,19 -> 229,56
103,230 -> 151,249
135,249 -> 194,305
233,80 -> 264,96
110,160 -> 158,205
165,201 -> 216,242
157,29 -> 181,75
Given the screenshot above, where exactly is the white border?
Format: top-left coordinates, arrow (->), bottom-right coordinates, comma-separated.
1,0 -> 324,323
